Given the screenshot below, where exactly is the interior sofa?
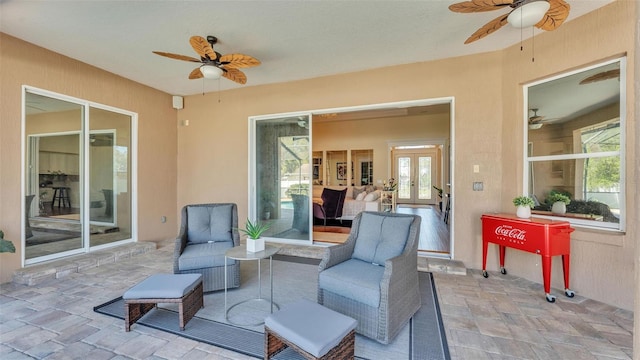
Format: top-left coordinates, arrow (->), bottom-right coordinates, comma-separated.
313,185 -> 381,220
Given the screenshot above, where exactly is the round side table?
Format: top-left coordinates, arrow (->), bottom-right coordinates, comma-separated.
224,244 -> 280,326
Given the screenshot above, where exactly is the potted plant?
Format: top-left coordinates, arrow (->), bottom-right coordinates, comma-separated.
0,230 -> 16,253
433,186 -> 444,211
240,218 -> 270,253
261,191 -> 275,220
513,196 -> 535,218
548,193 -> 571,214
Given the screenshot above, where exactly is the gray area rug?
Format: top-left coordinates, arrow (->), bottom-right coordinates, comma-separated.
94,256 -> 449,360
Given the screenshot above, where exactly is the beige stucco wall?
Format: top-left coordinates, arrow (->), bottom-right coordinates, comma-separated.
0,33 -> 178,283
176,1 -> 636,312
499,1 -> 636,310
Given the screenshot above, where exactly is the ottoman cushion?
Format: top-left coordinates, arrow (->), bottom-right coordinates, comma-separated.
265,299 -> 357,358
123,274 -> 202,299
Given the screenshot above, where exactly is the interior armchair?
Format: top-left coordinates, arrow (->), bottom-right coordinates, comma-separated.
313,187 -> 347,226
317,211 -> 421,344
174,203 -> 240,292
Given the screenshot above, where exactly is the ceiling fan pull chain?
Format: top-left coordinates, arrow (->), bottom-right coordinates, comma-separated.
531,26 -> 535,63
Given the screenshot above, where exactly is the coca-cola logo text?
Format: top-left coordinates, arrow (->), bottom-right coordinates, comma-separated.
495,225 -> 527,241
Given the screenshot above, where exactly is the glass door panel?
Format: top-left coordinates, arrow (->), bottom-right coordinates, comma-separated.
254,116 -> 311,243
25,92 -> 84,262
88,106 -> 133,247
418,156 -> 432,201
397,156 -> 411,200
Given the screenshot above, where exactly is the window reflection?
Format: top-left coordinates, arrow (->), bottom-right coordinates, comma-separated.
526,59 -> 624,229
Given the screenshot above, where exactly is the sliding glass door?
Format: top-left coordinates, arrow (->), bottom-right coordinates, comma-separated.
23,87 -> 136,264
251,114 -> 312,244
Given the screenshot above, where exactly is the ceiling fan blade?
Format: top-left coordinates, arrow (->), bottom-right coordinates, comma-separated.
152,51 -> 201,63
449,0 -> 513,13
219,54 -> 261,68
579,69 -> 620,85
188,67 -> 203,80
222,67 -> 247,84
189,36 -> 218,61
535,0 -> 570,31
464,13 -> 509,44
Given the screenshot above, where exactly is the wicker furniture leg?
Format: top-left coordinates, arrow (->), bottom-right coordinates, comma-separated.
265,327 -> 355,360
123,274 -> 203,332
179,281 -> 204,330
125,302 -> 156,332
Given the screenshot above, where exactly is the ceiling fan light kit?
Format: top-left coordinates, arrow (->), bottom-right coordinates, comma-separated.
200,65 -> 224,79
448,0 -> 569,44
153,35 -> 260,85
507,0 -> 550,28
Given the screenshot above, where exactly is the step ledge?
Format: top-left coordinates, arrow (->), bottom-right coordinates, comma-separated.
12,242 -> 156,286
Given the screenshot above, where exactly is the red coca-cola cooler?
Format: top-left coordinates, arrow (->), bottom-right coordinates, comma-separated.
481,213 -> 575,302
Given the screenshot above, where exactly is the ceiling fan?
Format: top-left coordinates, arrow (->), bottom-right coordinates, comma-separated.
152,35 -> 260,84
448,0 -> 570,44
579,69 -> 620,85
528,108 -> 545,129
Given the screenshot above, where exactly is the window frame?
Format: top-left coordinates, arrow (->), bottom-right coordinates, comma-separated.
523,57 -> 626,232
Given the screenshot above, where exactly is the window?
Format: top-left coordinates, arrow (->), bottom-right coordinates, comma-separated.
525,58 -> 625,231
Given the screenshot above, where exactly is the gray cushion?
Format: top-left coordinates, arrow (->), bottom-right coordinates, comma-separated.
178,242 -> 235,271
186,205 -> 234,244
318,259 -> 384,307
123,274 -> 202,299
352,213 -> 413,265
265,299 -> 357,358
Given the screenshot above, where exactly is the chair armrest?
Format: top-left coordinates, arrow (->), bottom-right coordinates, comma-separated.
318,235 -> 356,271
173,226 -> 188,272
380,249 -> 419,308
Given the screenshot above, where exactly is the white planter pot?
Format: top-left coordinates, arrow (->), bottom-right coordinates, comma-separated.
246,237 -> 265,253
551,201 -> 567,214
516,206 -> 531,219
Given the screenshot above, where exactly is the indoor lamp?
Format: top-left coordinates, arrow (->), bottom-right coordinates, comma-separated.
200,65 -> 223,79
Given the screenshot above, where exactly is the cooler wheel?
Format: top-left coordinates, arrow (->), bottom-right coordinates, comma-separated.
500,267 -> 507,275
482,270 -> 488,278
565,289 -> 575,298
545,293 -> 556,303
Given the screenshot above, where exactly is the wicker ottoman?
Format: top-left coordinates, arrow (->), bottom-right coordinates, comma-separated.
264,299 -> 357,360
123,273 -> 203,331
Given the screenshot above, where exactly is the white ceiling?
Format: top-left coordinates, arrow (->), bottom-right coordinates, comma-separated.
0,0 -> 614,97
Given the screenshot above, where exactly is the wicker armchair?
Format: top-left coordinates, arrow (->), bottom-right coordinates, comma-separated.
174,203 -> 240,292
317,211 -> 421,344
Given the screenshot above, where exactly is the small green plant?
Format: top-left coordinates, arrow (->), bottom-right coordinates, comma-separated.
239,219 -> 271,239
0,230 -> 16,253
548,193 -> 571,204
513,196 -> 535,208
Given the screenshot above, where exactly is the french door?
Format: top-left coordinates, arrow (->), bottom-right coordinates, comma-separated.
394,149 -> 437,205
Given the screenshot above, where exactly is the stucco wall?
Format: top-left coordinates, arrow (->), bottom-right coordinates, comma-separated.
175,2 -> 636,311
498,1 -> 636,310
0,33 -> 178,283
